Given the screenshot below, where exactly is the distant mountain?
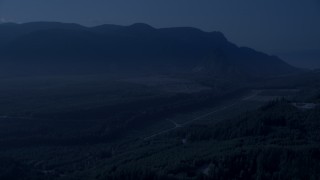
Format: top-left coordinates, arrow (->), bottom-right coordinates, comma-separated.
0,22 -> 299,77
277,49 -> 320,70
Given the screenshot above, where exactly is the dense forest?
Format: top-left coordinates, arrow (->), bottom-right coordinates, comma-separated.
0,71 -> 320,180
97,99 -> 320,180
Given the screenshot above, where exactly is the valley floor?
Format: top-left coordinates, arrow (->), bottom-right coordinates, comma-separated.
0,72 -> 319,180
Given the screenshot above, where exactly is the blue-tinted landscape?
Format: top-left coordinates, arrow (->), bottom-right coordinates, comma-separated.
0,1 -> 319,180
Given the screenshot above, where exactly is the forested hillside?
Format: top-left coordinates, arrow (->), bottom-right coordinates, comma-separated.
98,99 -> 320,180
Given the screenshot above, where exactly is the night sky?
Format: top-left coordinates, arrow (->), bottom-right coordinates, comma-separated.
0,0 -> 319,55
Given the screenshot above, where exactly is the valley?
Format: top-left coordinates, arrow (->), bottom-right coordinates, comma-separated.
0,21 -> 318,180
0,72 -> 313,180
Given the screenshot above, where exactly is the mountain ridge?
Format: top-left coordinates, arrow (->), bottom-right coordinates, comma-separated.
0,22 -> 299,77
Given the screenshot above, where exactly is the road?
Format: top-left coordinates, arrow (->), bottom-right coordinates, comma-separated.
0,90 -> 260,141
143,91 -> 259,140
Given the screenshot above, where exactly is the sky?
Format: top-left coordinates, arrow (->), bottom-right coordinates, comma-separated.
0,0 -> 319,55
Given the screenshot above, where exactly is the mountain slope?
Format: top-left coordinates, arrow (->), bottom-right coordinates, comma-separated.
0,22 -> 299,77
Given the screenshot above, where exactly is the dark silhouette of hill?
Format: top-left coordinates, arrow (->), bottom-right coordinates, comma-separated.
0,22 -> 299,77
